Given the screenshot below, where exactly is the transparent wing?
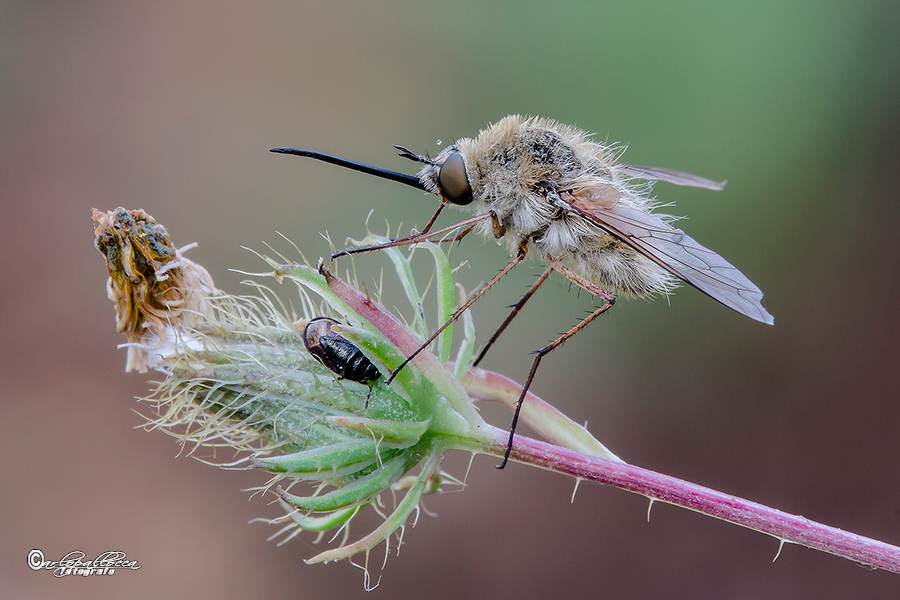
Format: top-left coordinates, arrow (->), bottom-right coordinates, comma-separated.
619,163 -> 726,191
561,192 -> 773,324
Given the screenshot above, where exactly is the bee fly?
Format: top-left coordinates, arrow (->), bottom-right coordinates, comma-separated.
274,115 -> 773,467
301,317 -> 381,387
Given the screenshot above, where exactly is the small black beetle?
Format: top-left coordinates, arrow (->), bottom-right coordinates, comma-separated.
302,317 -> 381,385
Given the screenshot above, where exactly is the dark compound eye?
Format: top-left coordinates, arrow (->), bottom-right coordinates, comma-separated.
437,152 -> 473,205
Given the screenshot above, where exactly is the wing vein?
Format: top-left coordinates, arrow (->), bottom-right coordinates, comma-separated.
560,196 -> 773,324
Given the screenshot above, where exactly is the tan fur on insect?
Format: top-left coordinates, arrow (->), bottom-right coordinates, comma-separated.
416,115 -> 676,297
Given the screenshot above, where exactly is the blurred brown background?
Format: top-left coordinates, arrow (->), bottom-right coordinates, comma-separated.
2,1 -> 899,598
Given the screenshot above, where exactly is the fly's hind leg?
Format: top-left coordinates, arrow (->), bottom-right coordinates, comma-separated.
497,256 -> 616,469
473,266 -> 553,368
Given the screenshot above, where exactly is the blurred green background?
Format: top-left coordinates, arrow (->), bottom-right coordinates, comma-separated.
2,1 -> 899,597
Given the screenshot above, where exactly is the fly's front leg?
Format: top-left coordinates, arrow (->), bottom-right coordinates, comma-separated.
331,211 -> 494,259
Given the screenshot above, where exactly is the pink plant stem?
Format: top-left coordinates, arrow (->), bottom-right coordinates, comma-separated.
318,265 -> 900,573
478,426 -> 900,573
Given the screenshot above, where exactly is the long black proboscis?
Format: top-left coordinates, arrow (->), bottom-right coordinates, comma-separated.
269,148 -> 426,191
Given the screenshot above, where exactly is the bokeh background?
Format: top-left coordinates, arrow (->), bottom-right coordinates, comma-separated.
3,1 -> 899,598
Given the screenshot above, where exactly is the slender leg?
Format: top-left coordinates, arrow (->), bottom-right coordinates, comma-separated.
472,266 -> 553,368
497,256 -> 616,469
331,210 -> 491,259
377,202 -> 445,248
386,245 -> 528,384
444,222 -> 478,244
415,202 -> 446,237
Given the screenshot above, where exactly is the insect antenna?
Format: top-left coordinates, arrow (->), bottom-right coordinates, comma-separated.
393,145 -> 436,165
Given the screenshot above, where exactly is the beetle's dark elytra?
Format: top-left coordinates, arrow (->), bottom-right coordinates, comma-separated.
302,317 -> 381,385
